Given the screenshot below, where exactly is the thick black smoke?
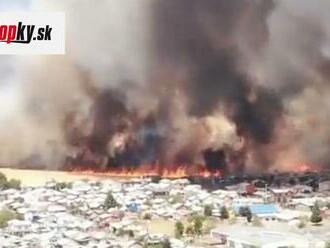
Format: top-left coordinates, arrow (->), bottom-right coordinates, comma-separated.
89,90 -> 129,153
6,0 -> 329,174
152,0 -> 282,170
203,148 -> 226,173
65,87 -> 172,168
62,0 -> 284,173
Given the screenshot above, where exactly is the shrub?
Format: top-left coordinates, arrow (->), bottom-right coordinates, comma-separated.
175,221 -> 184,238
204,204 -> 213,217
0,173 -> 7,188
187,213 -> 205,223
193,216 -> 203,236
54,182 -> 72,191
239,206 -> 252,222
116,229 -> 125,237
143,212 -> 152,220
0,209 -> 18,228
5,179 -> 21,190
310,202 -> 322,224
246,211 -> 252,222
128,230 -> 135,238
238,206 -> 249,216
0,174 -> 21,190
146,239 -> 171,248
104,192 -> 120,209
162,238 -> 171,248
185,225 -> 194,236
220,206 -> 229,219
151,176 -> 161,184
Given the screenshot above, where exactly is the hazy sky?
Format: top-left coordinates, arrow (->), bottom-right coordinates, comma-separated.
0,0 -> 31,10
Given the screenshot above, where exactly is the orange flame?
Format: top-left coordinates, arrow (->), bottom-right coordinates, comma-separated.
295,162 -> 319,173
69,164 -> 222,178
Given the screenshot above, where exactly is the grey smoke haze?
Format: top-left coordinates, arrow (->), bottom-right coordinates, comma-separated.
0,0 -> 330,172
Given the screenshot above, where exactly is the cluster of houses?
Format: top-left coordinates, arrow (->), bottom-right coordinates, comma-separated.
0,176 -> 330,247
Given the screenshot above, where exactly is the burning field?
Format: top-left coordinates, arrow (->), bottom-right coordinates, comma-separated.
0,0 -> 330,177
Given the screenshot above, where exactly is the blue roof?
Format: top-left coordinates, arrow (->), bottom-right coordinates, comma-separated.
234,204 -> 278,215
126,202 -> 141,212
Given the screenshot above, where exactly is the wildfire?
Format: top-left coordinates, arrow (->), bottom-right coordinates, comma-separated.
69,164 -> 222,179
295,162 -> 319,173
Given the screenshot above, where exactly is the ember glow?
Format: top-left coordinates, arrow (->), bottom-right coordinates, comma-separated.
295,163 -> 319,173
69,164 -> 222,179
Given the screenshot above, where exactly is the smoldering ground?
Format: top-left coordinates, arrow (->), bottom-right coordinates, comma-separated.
0,0 -> 330,173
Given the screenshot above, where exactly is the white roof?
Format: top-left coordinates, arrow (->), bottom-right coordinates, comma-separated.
212,226 -> 312,247
275,209 -> 308,221
47,205 -> 66,212
270,188 -> 293,194
7,219 -> 31,227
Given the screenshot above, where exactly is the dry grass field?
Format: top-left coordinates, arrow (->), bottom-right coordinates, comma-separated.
0,168 -> 112,186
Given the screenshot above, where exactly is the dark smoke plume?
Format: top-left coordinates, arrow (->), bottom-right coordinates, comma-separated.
152,0 -> 282,170
203,148 -> 226,173
1,0 -> 330,174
